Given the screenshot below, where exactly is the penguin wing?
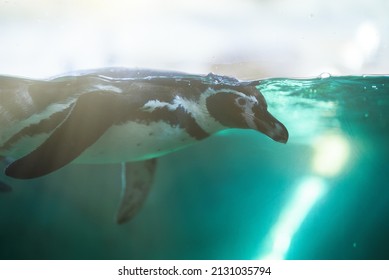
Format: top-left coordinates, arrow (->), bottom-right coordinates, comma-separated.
5,90 -> 131,179
116,159 -> 157,224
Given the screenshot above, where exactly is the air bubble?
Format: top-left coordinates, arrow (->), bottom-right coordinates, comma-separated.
320,72 -> 331,79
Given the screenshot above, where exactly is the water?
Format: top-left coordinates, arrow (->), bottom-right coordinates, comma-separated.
0,75 -> 388,259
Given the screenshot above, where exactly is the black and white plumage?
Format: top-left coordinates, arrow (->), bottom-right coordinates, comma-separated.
0,67 -> 288,223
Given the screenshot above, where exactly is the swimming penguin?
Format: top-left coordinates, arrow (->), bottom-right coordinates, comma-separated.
0,68 -> 288,223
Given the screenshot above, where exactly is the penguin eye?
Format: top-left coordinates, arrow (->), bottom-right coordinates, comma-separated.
237,98 -> 246,106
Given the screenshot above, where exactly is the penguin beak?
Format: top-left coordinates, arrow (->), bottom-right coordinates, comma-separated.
253,111 -> 289,143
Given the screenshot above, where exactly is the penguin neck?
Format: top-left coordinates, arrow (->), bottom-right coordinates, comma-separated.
185,88 -> 228,135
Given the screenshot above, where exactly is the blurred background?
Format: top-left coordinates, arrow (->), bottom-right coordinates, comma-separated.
0,0 -> 388,79
1,0 -> 389,260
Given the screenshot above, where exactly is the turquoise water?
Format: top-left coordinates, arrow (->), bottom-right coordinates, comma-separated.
0,75 -> 388,259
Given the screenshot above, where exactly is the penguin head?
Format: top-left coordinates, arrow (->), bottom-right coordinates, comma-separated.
206,87 -> 288,143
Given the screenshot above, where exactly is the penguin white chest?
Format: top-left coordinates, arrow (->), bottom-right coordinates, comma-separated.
75,121 -> 197,163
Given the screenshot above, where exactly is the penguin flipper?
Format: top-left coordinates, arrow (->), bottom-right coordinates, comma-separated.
116,159 -> 157,224
5,91 -> 127,179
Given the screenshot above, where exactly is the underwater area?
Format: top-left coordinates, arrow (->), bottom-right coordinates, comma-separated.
1,74 -> 388,260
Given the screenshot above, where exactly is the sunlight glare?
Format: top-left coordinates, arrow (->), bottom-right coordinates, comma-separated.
260,176 -> 326,259
312,133 -> 350,177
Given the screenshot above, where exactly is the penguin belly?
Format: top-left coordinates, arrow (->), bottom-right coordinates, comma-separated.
74,121 -> 198,164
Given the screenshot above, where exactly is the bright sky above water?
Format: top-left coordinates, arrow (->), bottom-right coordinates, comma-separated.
0,0 -> 388,78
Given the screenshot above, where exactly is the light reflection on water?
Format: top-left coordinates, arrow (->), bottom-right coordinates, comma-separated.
255,75 -> 388,259
259,132 -> 351,259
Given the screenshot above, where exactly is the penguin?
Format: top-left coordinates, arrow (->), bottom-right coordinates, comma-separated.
0,67 -> 288,223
